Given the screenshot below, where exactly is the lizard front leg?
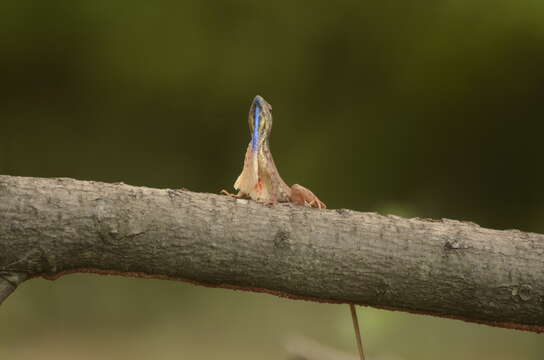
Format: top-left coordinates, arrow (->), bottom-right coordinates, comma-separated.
290,184 -> 326,209
220,189 -> 244,198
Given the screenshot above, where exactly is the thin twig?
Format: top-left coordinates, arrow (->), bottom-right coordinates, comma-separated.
0,272 -> 27,306
349,304 -> 365,360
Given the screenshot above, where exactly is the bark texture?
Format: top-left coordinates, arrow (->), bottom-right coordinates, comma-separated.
0,175 -> 543,332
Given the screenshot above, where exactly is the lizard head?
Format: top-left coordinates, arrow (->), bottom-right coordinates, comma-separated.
248,95 -> 273,152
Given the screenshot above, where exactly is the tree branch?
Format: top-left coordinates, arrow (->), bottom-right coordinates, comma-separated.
1,175 -> 543,332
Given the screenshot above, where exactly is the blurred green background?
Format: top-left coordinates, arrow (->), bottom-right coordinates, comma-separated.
1,1 -> 544,359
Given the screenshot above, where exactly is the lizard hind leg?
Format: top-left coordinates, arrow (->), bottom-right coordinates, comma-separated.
290,184 -> 326,209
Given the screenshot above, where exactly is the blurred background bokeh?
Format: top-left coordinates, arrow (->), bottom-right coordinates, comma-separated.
1,1 -> 543,359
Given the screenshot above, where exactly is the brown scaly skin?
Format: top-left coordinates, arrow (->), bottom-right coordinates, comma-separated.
223,95 -> 326,209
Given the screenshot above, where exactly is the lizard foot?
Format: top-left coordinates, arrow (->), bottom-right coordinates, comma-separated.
290,184 -> 326,209
220,189 -> 242,198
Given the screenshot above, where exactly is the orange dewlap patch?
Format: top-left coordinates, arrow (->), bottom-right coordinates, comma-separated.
254,177 -> 263,192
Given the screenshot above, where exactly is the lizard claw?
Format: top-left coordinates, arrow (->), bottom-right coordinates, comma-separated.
306,198 -> 326,209
220,189 -> 241,198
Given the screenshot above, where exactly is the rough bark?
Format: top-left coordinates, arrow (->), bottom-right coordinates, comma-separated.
0,175 -> 543,332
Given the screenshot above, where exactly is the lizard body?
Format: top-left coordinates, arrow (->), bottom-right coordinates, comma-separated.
228,95 -> 325,209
